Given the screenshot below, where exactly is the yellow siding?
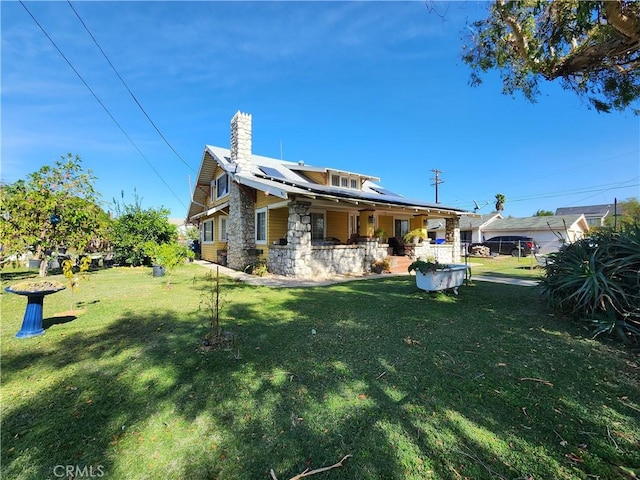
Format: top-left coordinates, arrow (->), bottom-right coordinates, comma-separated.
201,243 -> 217,262
326,210 -> 348,243
256,191 -> 286,209
410,217 -> 424,231
268,208 -> 289,244
302,171 -> 326,185
377,215 -> 394,241
200,212 -> 228,263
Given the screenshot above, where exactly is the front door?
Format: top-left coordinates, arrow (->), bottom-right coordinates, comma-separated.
394,219 -> 409,239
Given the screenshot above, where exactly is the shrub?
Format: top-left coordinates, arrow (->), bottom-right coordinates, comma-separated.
407,260 -> 450,274
541,224 -> 640,343
371,257 -> 391,273
244,259 -> 268,277
145,241 -> 194,285
109,197 -> 176,266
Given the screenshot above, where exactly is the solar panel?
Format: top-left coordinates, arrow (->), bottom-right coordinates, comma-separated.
371,186 -> 399,196
259,166 -> 286,180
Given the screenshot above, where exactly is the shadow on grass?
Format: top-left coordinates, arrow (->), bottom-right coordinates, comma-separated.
1,276 -> 638,479
0,270 -> 39,282
43,315 -> 77,329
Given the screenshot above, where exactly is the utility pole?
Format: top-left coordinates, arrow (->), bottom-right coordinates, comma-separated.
431,169 -> 444,204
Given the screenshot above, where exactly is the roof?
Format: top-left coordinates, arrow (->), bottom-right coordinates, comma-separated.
555,204 -> 612,216
188,145 -> 471,221
426,213 -> 501,230
483,214 -> 589,232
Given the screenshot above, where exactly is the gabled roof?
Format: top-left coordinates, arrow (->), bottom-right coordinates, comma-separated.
483,214 -> 589,232
426,213 -> 502,231
188,145 -> 471,221
555,204 -> 612,216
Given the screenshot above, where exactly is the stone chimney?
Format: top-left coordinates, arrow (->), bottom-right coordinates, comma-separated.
230,111 -> 252,171
227,111 -> 257,271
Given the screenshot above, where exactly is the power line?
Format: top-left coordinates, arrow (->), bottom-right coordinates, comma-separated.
450,176 -> 639,211
66,0 -> 196,174
19,1 -> 187,210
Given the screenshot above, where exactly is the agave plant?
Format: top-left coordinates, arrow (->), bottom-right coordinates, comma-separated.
541,224 -> 640,343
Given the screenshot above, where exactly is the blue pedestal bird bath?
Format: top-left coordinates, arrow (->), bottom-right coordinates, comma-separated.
5,282 -> 65,338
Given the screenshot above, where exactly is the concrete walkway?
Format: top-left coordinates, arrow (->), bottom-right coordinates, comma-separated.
194,260 -> 539,288
473,275 -> 540,287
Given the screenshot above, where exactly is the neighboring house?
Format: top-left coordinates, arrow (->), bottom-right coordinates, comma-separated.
186,111 -> 472,277
481,215 -> 589,254
555,204 -> 613,228
428,213 -> 503,244
427,214 -> 589,254
169,218 -> 187,238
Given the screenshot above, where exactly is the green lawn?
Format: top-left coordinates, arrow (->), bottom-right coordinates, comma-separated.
1,264 -> 638,479
467,254 -> 545,280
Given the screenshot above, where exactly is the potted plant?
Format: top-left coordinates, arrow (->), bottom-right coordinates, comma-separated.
408,260 -> 449,274
408,260 -> 469,294
145,241 -> 194,284
373,228 -> 387,242
371,257 -> 391,274
403,228 -> 427,244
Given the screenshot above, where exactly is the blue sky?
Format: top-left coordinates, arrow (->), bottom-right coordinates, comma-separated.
2,1 -> 639,220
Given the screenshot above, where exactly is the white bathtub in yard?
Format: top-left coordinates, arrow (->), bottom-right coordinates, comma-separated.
413,264 -> 469,294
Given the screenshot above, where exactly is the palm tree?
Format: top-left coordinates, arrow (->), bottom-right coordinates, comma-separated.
495,193 -> 506,212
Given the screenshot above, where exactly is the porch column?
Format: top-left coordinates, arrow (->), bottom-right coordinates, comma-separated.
359,210 -> 375,238
286,201 -> 312,276
445,217 -> 461,263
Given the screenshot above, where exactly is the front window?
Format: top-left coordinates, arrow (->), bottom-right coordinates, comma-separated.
255,208 -> 267,244
203,220 -> 214,243
219,217 -> 228,242
310,212 -> 325,241
216,173 -> 229,199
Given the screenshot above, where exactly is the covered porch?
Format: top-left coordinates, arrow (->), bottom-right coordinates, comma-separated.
265,198 -> 465,278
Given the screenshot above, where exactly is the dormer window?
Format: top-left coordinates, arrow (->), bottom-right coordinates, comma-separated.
329,173 -> 360,190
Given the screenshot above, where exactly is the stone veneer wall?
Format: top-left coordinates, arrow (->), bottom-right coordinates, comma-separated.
269,242 -> 388,278
226,182 -> 257,270
410,244 -> 457,264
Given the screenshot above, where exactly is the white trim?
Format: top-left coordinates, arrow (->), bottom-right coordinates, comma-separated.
235,176 -> 289,199
189,201 -> 229,221
267,200 -> 290,210
202,219 -> 215,244
255,207 -> 267,244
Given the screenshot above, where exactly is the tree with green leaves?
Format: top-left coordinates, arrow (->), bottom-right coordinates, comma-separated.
534,209 -> 554,216
605,197 -> 640,229
0,154 -> 110,275
494,193 -> 506,212
462,1 -> 640,114
109,193 -> 177,266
